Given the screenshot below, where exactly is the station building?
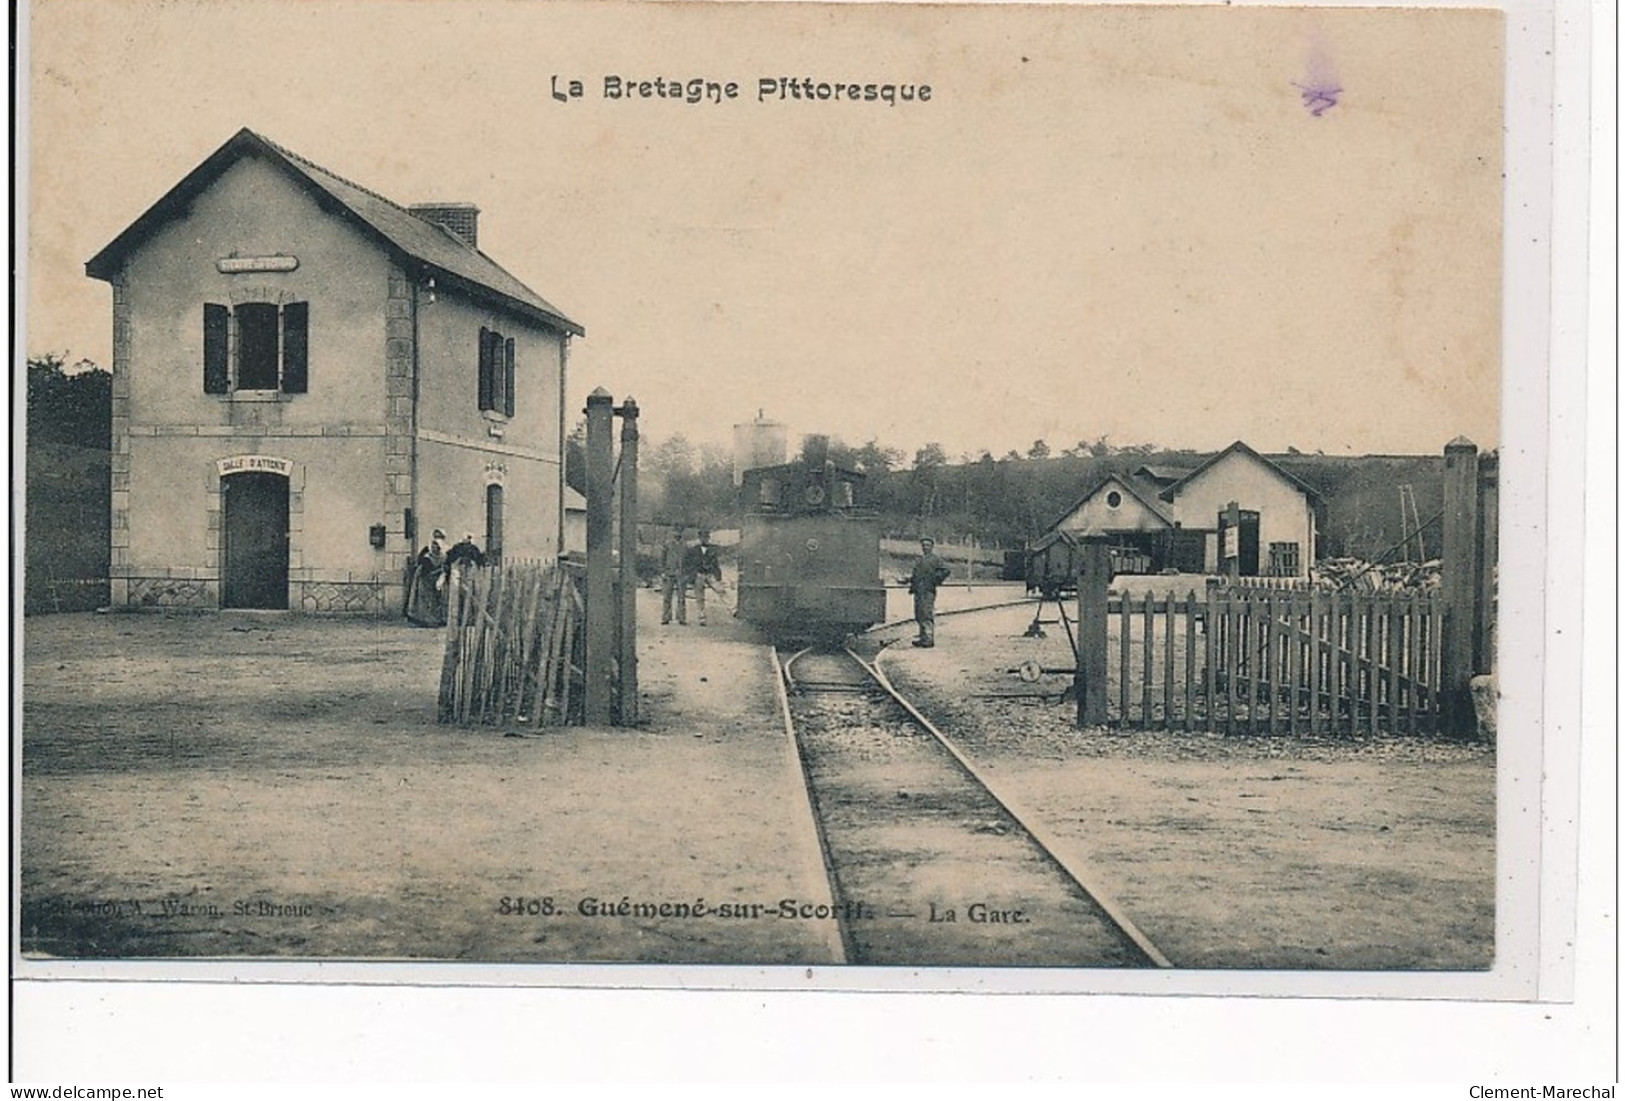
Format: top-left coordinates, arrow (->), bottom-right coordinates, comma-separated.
1049,440 -> 1321,576
86,128 -> 582,612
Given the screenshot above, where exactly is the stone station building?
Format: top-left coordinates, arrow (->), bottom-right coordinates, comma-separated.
86,128 -> 582,612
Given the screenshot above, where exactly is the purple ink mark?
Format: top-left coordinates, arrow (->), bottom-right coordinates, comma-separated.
1293,81 -> 1342,117
1298,34 -> 1341,117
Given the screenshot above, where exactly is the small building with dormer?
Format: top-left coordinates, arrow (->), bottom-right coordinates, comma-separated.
1048,441 -> 1321,576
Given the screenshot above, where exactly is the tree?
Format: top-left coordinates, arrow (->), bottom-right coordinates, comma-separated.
28,353 -> 112,450
563,418 -> 587,494
647,433 -> 697,480
911,442 -> 948,520
913,442 -> 948,470
852,438 -> 904,477
1027,439 -> 1051,461
637,433 -> 742,530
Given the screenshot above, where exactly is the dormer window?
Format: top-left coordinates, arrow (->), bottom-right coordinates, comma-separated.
203,301 -> 308,394
479,326 -> 515,417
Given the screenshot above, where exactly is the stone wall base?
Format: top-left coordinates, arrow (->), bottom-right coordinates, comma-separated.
115,576 -> 403,616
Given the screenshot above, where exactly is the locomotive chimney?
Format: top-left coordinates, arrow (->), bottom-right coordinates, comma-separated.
801,434 -> 830,468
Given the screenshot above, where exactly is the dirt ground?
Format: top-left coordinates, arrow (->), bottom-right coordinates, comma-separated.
19,599 -> 839,963
872,597 -> 1496,970
20,582 -> 1493,970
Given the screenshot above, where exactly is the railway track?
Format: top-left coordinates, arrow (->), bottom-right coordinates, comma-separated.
775,643 -> 1172,968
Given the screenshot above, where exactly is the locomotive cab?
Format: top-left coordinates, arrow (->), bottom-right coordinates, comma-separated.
736,459 -> 886,639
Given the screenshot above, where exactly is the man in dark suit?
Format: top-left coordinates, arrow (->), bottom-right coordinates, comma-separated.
685,529 -> 723,626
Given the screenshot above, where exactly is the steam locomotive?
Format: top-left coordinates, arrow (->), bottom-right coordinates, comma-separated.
735,455 -> 887,639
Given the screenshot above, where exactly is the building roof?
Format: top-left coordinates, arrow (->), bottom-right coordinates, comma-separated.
85,128 -> 583,336
1156,440 -> 1322,504
1047,471 -> 1175,533
1027,528 -> 1080,554
563,487 -> 587,513
1132,464 -> 1196,486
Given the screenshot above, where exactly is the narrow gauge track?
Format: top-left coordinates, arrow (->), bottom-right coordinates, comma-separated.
776,644 -> 1171,968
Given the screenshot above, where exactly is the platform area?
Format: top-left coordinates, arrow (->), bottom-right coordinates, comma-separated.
19,591 -> 841,964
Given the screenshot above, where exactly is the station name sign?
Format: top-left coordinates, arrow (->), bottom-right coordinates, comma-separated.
218,455 -> 293,478
216,255 -> 299,273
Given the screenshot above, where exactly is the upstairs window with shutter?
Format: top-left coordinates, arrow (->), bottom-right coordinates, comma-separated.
201,301 -> 310,395
478,327 -> 495,411
203,304 -> 230,394
503,337 -> 515,418
281,302 -> 309,393
477,326 -> 516,417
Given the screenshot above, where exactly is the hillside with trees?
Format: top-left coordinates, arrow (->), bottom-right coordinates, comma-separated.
25,353 -> 112,613
625,429 -> 1453,564
30,368 -> 1455,616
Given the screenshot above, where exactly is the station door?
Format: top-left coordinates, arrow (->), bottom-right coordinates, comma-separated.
221,471 -> 290,609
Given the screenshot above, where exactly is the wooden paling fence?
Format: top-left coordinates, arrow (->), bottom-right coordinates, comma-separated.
1102,588 -> 1442,734
1220,576 -> 1319,593
438,559 -> 586,727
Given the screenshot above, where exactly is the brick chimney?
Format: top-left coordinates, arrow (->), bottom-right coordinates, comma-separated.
409,202 -> 480,248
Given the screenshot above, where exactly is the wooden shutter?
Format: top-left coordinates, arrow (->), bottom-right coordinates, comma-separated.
203,303 -> 229,394
477,326 -> 493,411
503,337 -> 516,417
281,302 -> 308,393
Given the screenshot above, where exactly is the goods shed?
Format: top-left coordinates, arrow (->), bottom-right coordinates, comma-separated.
1043,441 -> 1320,578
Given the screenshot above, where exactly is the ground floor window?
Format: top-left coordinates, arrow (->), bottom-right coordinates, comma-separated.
1268,541 -> 1301,577
486,483 -> 504,564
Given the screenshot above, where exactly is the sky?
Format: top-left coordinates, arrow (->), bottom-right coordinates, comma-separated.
21,0 -> 1504,461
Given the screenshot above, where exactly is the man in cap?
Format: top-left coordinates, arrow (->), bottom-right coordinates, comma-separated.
660,526 -> 688,626
907,537 -> 952,648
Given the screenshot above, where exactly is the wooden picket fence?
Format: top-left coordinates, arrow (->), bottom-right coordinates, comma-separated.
1103,587 -> 1442,734
437,559 -> 586,727
1221,576 -> 1318,593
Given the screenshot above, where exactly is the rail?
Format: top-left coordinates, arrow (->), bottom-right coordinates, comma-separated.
864,645 -> 1173,969
778,642 -> 1173,968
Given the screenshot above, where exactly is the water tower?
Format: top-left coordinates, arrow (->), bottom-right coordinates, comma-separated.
733,410 -> 788,486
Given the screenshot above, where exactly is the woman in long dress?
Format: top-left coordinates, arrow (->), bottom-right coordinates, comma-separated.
404,529 -> 448,627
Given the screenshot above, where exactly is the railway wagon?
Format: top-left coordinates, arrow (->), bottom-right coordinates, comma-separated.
737,458 -> 887,637
1024,530 -> 1185,596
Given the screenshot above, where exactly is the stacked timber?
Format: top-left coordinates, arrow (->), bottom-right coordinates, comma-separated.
1312,557 -> 1441,592
437,560 -> 586,727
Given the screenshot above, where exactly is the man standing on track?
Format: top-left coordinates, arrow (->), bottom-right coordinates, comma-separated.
908,536 -> 952,648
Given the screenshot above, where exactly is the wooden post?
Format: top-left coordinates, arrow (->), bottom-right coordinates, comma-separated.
583,388 -> 615,726
616,397 -> 640,726
1440,436 -> 1480,735
1076,538 -> 1111,727
1221,500 -> 1241,583
1475,451 -> 1499,675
